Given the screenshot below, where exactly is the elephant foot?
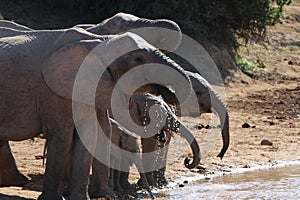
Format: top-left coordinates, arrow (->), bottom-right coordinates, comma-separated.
37,192 -> 65,200
110,183 -> 123,197
137,173 -> 156,187
68,192 -> 90,200
153,169 -> 168,187
89,186 -> 116,199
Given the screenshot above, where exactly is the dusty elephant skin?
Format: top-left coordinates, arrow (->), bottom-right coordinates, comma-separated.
0,13 -> 183,191
89,95 -> 200,199
0,26 -> 191,200
85,12 -> 182,52
108,119 -> 153,199
139,72 -> 230,186
107,94 -> 199,188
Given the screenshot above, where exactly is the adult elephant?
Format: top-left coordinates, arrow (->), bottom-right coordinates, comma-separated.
84,12 -> 182,52
140,71 -> 230,186
1,12 -> 182,52
0,14 -> 195,197
0,28 -> 193,200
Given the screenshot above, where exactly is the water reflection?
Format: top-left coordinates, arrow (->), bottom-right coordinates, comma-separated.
158,165 -> 300,199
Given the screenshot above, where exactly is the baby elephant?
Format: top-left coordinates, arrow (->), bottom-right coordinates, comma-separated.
89,119 -> 153,199
117,93 -> 199,188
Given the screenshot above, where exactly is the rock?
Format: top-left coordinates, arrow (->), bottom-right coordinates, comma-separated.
205,124 -> 213,129
261,139 -> 273,146
242,122 -> 251,128
243,164 -> 251,168
269,121 -> 275,126
197,123 -> 205,129
196,165 -> 206,170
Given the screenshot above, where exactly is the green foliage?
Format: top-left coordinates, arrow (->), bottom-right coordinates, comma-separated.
233,55 -> 266,75
43,0 -> 292,49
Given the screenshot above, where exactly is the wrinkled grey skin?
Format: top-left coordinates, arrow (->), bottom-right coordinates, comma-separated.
107,119 -> 153,199
0,14 -> 185,196
170,71 -> 230,159
122,94 -> 200,187
0,28 -> 191,200
0,27 -> 33,187
142,71 -> 230,186
86,12 -> 182,52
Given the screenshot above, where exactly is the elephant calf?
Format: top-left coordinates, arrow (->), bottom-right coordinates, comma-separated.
89,119 -> 153,199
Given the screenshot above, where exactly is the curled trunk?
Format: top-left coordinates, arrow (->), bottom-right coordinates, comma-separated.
177,122 -> 201,169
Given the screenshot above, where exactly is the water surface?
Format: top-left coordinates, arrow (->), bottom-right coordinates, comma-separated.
157,165 -> 300,199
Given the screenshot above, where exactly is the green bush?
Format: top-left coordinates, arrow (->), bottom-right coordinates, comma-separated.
233,54 -> 266,76
44,0 -> 291,49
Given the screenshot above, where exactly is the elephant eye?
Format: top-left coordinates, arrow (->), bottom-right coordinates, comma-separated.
134,56 -> 144,63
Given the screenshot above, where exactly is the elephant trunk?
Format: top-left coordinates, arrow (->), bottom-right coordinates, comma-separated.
177,122 -> 201,169
134,158 -> 155,199
210,90 -> 230,159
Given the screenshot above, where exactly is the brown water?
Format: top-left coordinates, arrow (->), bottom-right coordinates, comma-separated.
154,165 -> 300,199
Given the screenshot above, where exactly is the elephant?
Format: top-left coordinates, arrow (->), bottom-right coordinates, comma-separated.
110,93 -> 199,188
0,13 -> 185,194
60,119 -> 153,199
0,27 -> 194,200
85,12 -> 182,52
106,119 -> 153,198
140,71 -> 230,187
1,12 -> 182,52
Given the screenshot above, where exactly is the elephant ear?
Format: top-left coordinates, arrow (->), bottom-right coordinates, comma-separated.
41,39 -> 114,106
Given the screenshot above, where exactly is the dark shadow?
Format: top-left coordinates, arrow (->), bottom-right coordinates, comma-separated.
279,41 -> 300,47
0,194 -> 34,200
21,173 -> 43,192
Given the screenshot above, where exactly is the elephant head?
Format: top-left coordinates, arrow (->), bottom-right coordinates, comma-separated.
129,94 -> 200,169
87,12 -> 182,52
160,71 -> 230,159
41,32 -> 191,112
186,72 -> 229,159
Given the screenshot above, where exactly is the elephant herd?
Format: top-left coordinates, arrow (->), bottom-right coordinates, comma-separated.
0,13 -> 230,200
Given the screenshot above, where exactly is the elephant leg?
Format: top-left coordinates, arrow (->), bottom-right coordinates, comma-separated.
153,131 -> 172,187
67,130 -> 96,200
138,137 -> 158,187
119,171 -> 133,191
89,110 -> 115,199
38,126 -> 73,200
111,169 -> 123,196
0,140 -> 29,187
108,158 -> 123,196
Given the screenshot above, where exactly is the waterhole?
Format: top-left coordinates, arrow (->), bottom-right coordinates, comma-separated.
153,165 -> 300,199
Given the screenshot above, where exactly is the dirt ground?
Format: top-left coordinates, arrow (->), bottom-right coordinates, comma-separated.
0,2 -> 299,200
